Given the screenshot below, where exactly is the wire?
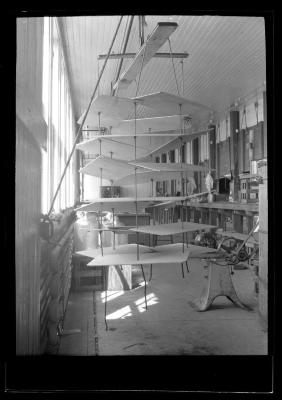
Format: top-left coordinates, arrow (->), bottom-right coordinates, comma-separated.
168,38 -> 180,97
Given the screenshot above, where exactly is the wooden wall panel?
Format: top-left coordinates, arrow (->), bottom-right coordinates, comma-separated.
16,117 -> 42,354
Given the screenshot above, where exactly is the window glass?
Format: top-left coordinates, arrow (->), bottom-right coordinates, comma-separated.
41,17 -> 76,214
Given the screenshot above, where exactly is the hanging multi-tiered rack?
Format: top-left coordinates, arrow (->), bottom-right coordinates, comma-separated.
75,20 -> 218,329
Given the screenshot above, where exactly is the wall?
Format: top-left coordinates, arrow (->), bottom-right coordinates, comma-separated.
16,117 -> 42,354
16,16 -> 79,354
16,17 -> 46,354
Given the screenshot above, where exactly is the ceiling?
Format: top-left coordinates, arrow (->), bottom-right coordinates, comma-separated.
59,15 -> 266,128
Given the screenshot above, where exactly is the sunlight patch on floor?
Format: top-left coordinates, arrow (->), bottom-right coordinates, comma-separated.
100,290 -> 124,303
135,293 -> 158,312
107,305 -> 132,320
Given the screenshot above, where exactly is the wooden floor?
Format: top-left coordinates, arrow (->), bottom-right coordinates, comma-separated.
59,258 -> 267,356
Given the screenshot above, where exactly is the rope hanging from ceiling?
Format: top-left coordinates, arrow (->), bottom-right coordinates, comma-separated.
180,59 -> 185,96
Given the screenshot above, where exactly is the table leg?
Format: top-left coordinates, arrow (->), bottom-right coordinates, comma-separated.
140,264 -> 147,309
191,261 -> 251,312
181,262 -> 184,278
104,266 -> 108,330
185,260 -> 189,273
149,264 -> 153,281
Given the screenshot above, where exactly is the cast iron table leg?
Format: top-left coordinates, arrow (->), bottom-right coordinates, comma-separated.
191,260 -> 251,311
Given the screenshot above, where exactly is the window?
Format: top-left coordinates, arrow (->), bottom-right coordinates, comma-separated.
41,17 -> 76,214
186,141 -> 192,164
169,149 -> 175,163
180,144 -> 185,163
161,153 -> 167,163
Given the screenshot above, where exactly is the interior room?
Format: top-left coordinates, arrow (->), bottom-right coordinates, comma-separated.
15,14 -> 268,358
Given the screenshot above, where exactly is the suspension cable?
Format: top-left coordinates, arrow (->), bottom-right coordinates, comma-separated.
180,59 -> 184,96
47,16 -> 123,218
97,59 -> 100,96
135,41 -> 147,98
114,16 -> 129,79
168,37 -> 180,97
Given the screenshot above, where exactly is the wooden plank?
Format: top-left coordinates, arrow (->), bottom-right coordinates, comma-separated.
87,243 -> 189,266
76,243 -> 155,259
133,91 -> 211,118
76,196 -> 190,213
111,115 -> 191,134
137,129 -> 213,160
114,169 -> 194,185
77,95 -> 137,126
130,221 -> 217,236
76,136 -> 150,160
113,22 -> 178,91
129,161 -> 207,172
79,154 -> 150,179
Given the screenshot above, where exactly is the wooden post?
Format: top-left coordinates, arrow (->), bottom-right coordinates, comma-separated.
218,211 -> 226,229
258,160 -> 268,329
209,209 -> 217,226
233,210 -> 244,233
194,208 -> 200,223
230,111 -> 240,200
245,211 -> 254,233
208,124 -> 216,180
